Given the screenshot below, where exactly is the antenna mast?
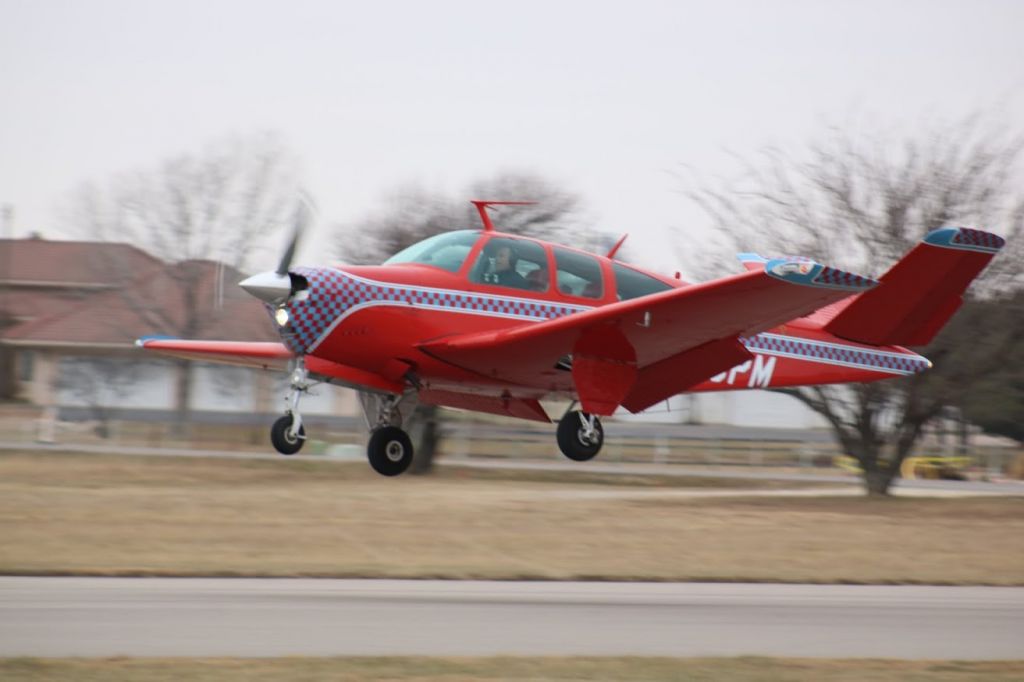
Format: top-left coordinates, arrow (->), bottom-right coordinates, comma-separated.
470,200 -> 536,232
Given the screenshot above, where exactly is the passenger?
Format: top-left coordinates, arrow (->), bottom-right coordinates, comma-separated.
525,268 -> 548,291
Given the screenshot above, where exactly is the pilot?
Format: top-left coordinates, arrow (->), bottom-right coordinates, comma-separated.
491,244 -> 529,289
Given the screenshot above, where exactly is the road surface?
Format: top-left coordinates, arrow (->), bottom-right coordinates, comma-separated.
1,578 -> 1021,659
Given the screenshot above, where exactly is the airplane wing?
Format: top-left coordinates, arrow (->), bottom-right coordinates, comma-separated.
137,337 -> 406,394
419,260 -> 878,415
136,338 -> 294,371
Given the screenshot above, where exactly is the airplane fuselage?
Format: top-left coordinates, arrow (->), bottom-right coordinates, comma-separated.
279,255 -> 929,408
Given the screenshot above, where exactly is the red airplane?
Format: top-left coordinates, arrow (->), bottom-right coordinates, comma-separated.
139,201 -> 1005,476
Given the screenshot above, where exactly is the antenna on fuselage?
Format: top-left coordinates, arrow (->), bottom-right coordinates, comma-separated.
470,200 -> 536,232
606,233 -> 629,259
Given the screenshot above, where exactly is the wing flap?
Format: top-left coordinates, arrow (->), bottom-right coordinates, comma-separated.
418,389 -> 550,422
621,337 -> 752,413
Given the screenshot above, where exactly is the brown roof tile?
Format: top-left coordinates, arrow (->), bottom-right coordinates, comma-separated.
2,259 -> 278,347
0,238 -> 161,286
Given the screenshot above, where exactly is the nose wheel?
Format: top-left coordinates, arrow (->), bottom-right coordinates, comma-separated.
270,358 -> 310,456
557,410 -> 604,461
271,414 -> 305,455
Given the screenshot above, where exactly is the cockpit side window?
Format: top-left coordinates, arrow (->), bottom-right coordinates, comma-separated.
382,230 -> 479,272
612,262 -> 674,301
553,248 -> 604,299
469,237 -> 549,292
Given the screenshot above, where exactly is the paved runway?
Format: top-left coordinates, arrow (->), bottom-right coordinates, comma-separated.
2,578 -> 1021,659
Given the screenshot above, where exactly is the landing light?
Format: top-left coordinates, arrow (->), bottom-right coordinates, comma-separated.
275,307 -> 290,327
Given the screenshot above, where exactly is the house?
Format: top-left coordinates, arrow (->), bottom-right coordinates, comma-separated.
0,236 -> 356,420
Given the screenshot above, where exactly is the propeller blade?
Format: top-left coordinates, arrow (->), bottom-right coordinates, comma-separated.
275,193 -> 314,276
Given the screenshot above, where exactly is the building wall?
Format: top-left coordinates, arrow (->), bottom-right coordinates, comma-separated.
619,390 -> 829,429
42,354 -> 359,417
30,350 -> 822,428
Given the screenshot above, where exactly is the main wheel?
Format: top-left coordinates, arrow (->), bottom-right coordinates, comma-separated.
367,426 -> 414,476
556,411 -> 604,462
270,414 -> 305,455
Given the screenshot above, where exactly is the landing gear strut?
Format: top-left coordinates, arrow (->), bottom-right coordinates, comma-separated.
270,359 -> 311,456
557,409 -> 604,462
360,392 -> 415,476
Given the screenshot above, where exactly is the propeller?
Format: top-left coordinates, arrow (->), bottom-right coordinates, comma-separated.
275,197 -> 312,276
240,193 -> 315,307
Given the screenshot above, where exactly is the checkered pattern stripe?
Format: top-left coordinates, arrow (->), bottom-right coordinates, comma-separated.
812,266 -> 876,290
280,267 -> 588,354
952,228 -> 1005,252
742,333 -> 931,375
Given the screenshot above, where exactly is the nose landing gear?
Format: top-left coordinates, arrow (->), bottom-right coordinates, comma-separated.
271,414 -> 306,455
270,359 -> 311,456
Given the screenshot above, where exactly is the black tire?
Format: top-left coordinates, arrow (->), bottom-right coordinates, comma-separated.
367,426 -> 414,476
270,414 -> 305,455
556,411 -> 604,462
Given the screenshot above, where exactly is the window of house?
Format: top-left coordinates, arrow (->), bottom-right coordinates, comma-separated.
553,247 -> 603,299
17,350 -> 33,382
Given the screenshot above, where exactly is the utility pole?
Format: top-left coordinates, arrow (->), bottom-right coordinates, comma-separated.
1,203 -> 13,309
0,204 -> 14,399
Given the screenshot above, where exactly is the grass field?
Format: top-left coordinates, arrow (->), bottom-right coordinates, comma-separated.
2,451 -> 1022,584
3,657 -> 1024,682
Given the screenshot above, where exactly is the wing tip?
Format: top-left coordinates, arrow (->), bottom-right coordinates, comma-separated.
924,227 -> 1005,253
765,258 -> 879,291
135,334 -> 177,348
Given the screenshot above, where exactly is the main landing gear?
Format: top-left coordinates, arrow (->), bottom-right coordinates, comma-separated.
360,392 -> 414,476
270,360 -> 311,456
557,409 -> 604,462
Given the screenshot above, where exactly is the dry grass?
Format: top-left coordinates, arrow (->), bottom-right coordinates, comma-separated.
2,657 -> 1024,681
1,451 -> 1022,584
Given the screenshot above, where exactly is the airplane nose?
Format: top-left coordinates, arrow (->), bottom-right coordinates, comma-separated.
239,270 -> 293,305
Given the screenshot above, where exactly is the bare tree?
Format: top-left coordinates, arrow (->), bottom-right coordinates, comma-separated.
687,116 -> 1024,495
335,171 -> 588,473
947,289 -> 1024,445
340,172 -> 585,264
68,134 -> 303,430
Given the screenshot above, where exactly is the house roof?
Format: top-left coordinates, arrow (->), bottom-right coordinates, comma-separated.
0,290 -> 84,323
0,237 -> 164,324
1,253 -> 278,348
0,237 -> 161,286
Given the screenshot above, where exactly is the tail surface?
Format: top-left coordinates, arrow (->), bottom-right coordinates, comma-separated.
823,227 -> 1005,346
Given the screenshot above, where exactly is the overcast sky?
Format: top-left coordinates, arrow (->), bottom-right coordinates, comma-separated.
2,0 -> 1023,275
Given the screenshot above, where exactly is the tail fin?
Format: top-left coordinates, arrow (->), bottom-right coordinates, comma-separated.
824,227 -> 1005,346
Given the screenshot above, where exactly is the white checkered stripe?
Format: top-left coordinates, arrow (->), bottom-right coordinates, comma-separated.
743,333 -> 930,375
279,267 -> 589,354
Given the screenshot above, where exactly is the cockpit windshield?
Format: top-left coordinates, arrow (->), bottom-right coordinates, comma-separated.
382,230 -> 480,272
